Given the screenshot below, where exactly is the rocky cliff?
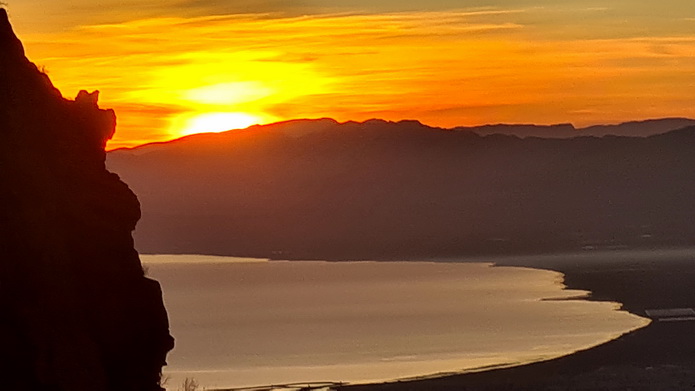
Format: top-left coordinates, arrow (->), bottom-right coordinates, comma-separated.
0,9 -> 173,391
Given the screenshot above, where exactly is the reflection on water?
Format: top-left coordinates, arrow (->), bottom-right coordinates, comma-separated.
142,256 -> 649,389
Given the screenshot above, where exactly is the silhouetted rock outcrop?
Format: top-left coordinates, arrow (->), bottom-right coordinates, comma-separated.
0,9 -> 173,391
108,119 -> 695,260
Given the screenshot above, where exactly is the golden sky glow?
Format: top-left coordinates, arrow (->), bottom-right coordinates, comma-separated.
7,3 -> 695,149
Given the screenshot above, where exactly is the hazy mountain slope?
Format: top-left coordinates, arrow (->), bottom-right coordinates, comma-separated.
107,119 -> 695,259
455,123 -> 578,138
455,118 -> 695,138
579,118 -> 695,137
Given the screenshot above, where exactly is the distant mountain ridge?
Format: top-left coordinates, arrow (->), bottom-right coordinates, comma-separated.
455,117 -> 695,138
113,117 -> 695,152
107,118 -> 695,260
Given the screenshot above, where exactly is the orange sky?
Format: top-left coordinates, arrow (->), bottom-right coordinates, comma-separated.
6,3 -> 695,149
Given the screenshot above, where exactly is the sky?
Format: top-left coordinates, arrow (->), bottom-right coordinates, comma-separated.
5,0 -> 695,148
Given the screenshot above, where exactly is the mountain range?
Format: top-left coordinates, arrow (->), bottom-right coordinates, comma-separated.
107,118 -> 695,260
455,117 -> 695,138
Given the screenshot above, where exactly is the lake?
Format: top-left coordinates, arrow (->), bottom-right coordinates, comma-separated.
142,255 -> 649,390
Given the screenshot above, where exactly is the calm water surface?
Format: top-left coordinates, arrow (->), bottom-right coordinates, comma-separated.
142,255 -> 649,389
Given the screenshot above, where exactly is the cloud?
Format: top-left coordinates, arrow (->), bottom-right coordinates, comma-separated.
170,0 -> 311,15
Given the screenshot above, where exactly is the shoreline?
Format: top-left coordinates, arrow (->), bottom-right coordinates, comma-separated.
163,258 -> 645,390
336,248 -> 695,390
171,249 -> 685,391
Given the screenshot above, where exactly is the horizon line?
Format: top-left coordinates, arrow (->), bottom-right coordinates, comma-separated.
106,116 -> 695,152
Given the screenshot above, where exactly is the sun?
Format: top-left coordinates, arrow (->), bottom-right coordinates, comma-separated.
176,112 -> 264,137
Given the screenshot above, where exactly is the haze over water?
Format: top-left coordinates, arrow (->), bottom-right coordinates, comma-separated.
143,255 -> 649,389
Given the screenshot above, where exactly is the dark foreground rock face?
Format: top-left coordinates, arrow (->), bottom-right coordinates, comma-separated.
0,9 -> 173,391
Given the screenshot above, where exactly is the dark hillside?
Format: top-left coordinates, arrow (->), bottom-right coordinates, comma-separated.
108,119 -> 695,260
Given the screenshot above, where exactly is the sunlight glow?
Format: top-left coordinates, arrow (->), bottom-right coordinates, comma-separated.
177,112 -> 263,136
184,82 -> 274,105
18,10 -> 695,149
